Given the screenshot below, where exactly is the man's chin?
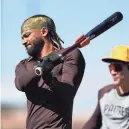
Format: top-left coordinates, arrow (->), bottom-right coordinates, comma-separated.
113,80 -> 122,86
27,50 -> 35,57
26,43 -> 43,57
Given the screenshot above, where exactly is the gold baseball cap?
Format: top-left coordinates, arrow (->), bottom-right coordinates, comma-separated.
102,45 -> 129,63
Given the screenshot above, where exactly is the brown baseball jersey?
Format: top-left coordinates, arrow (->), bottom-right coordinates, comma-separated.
15,48 -> 85,129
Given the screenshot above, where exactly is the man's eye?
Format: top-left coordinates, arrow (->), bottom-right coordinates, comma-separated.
22,33 -> 30,38
24,33 -> 30,37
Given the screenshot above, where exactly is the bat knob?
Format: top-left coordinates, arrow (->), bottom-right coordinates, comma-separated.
79,37 -> 90,48
75,34 -> 90,48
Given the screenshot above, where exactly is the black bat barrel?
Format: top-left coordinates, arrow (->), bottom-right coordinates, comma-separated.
85,12 -> 123,40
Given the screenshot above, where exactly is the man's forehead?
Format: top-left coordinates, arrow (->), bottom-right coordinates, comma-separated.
21,30 -> 32,36
21,29 -> 41,36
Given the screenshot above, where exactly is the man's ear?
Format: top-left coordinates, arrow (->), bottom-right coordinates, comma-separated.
40,27 -> 49,37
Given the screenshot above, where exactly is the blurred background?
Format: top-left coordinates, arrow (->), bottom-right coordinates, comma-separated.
1,0 -> 129,129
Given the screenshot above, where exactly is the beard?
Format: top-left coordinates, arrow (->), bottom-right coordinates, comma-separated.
26,37 -> 44,58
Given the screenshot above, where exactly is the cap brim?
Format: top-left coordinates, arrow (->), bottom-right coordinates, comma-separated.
102,58 -> 123,63
102,57 -> 129,63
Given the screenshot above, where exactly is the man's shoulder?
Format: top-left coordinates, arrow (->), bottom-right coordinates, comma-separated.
100,84 -> 116,92
59,47 -> 84,59
98,84 -> 116,99
17,57 -> 33,64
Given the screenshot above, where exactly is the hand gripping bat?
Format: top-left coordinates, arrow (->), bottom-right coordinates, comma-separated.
35,12 -> 123,76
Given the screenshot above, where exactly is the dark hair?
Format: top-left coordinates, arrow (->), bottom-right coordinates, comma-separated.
122,62 -> 129,70
127,64 -> 129,70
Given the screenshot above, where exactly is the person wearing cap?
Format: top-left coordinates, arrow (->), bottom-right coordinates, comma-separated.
15,14 -> 90,129
82,45 -> 129,129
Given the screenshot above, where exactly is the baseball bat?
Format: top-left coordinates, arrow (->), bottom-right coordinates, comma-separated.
35,12 -> 123,76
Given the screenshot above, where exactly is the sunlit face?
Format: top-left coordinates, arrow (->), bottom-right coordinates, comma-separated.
21,29 -> 44,58
109,62 -> 129,86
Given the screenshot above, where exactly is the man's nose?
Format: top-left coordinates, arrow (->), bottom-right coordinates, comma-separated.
111,70 -> 118,76
22,38 -> 29,45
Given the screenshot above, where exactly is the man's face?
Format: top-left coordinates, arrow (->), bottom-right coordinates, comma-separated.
109,62 -> 129,86
21,29 -> 44,58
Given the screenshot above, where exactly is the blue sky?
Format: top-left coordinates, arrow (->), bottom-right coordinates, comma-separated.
1,0 -> 129,116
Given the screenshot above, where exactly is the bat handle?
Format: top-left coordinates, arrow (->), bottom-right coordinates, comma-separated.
61,43 -> 79,56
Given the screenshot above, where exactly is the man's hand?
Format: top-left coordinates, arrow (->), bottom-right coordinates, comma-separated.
40,52 -> 63,73
36,52 -> 63,84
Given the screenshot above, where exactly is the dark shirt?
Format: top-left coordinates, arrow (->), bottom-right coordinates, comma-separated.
15,48 -> 85,129
82,84 -> 129,129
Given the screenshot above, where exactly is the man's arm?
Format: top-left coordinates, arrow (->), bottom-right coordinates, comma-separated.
15,60 -> 39,92
82,92 -> 102,129
43,48 -> 85,103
